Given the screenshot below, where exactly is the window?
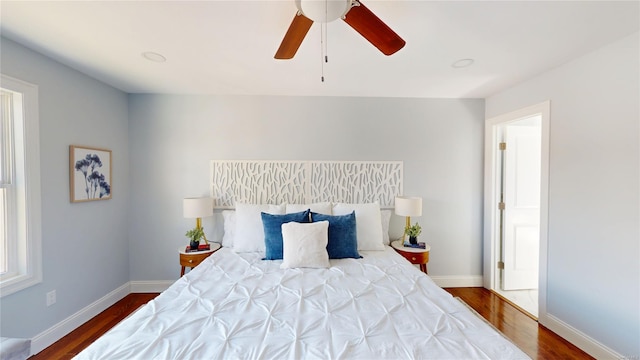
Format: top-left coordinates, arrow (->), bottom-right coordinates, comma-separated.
0,74 -> 41,297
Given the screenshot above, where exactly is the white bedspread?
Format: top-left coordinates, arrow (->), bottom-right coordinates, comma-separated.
76,247 -> 529,359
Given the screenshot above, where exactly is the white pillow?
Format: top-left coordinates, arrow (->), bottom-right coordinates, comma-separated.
332,202 -> 385,251
286,202 -> 332,215
280,221 -> 330,269
234,203 -> 285,252
221,210 -> 236,248
381,209 -> 392,245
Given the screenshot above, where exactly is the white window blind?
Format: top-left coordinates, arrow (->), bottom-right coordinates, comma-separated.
0,90 -> 14,276
1,90 -> 13,185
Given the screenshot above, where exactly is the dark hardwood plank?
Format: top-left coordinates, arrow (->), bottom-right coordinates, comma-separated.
29,293 -> 158,360
445,287 -> 593,360
31,289 -> 592,359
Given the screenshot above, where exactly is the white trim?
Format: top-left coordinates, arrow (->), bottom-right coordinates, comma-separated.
29,281 -> 173,356
130,280 -> 173,293
431,275 -> 483,288
483,101 -> 550,320
0,74 -> 42,297
30,282 -> 130,356
483,121 -> 498,289
540,313 -> 623,359
538,103 -> 550,318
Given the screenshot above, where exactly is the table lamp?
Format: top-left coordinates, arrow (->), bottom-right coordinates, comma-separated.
394,196 -> 423,242
183,197 -> 213,245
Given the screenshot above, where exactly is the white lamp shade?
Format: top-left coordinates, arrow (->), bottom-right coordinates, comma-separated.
183,197 -> 213,218
394,196 -> 422,217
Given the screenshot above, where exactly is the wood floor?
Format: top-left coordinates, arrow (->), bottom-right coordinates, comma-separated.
29,288 -> 592,360
29,293 -> 158,360
446,288 -> 592,359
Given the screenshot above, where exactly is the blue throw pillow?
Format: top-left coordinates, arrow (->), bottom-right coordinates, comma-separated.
262,210 -> 310,260
311,211 -> 361,259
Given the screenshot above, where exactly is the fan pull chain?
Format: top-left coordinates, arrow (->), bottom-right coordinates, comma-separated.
320,0 -> 329,82
320,23 -> 325,82
324,0 -> 328,63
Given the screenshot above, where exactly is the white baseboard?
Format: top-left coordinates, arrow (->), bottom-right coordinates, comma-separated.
30,282 -> 130,356
29,281 -> 172,356
430,275 -> 483,288
130,280 -> 173,293
539,313 -> 623,359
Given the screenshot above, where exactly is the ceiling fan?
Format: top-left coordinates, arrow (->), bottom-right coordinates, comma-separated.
275,0 -> 406,59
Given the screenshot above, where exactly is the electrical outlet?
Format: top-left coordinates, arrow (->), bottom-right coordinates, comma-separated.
46,290 -> 56,306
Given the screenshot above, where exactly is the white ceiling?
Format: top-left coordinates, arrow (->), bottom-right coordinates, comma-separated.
1,1 -> 638,98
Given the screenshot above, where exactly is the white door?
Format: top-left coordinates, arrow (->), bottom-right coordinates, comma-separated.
502,119 -> 541,290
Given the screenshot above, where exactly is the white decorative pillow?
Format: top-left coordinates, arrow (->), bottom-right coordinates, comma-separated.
221,210 -> 236,248
280,221 -> 330,269
286,202 -> 332,215
234,203 -> 285,252
332,202 -> 385,251
380,209 -> 392,245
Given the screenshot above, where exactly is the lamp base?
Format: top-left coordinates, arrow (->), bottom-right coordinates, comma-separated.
196,217 -> 208,245
402,216 -> 411,243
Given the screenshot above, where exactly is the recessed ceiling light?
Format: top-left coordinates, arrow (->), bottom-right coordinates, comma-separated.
142,52 -> 166,63
452,58 -> 474,68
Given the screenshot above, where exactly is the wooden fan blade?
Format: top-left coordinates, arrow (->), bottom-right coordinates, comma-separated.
275,13 -> 313,59
343,1 -> 405,56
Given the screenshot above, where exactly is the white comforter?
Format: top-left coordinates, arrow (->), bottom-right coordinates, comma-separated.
76,247 -> 529,359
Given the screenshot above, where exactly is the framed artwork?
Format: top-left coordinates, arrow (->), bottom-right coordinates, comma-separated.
69,145 -> 112,203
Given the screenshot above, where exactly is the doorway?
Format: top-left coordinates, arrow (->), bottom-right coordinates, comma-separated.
483,101 -> 550,320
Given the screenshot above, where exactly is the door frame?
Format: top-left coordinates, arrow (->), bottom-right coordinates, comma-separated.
483,101 -> 550,320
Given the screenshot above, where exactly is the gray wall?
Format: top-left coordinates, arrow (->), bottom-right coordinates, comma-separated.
486,32 -> 639,356
128,95 -> 485,281
0,38 -> 130,338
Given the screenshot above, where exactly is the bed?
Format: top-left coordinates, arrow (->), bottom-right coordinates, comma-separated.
76,161 -> 529,359
76,210 -> 528,359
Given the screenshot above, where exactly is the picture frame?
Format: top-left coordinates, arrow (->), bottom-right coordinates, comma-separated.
69,145 -> 112,203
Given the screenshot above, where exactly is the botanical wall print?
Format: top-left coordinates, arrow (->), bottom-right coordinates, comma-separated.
70,145 -> 112,202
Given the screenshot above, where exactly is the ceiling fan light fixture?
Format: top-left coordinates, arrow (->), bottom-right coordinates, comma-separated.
295,0 -> 351,23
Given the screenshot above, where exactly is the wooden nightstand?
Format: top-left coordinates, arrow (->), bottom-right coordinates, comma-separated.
179,243 -> 221,276
391,239 -> 431,274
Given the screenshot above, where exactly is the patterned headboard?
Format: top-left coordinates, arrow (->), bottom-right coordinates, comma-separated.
210,160 -> 403,209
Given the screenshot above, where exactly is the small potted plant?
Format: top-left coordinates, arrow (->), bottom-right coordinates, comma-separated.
185,227 -> 205,250
405,222 -> 422,245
